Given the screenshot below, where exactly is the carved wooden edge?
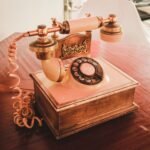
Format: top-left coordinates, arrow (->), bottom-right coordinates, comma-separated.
40,101 -> 138,140
57,103 -> 138,139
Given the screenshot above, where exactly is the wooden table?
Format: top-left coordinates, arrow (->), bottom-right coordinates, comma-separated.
0,33 -> 150,150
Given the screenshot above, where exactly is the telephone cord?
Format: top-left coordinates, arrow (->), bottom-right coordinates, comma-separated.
8,33 -> 42,128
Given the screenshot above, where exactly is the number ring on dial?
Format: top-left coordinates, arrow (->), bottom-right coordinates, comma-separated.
71,57 -> 103,85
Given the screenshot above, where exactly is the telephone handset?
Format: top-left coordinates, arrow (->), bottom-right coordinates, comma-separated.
7,14 -> 122,128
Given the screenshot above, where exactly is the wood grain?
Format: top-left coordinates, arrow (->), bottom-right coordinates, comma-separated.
0,33 -> 150,150
32,70 -> 138,139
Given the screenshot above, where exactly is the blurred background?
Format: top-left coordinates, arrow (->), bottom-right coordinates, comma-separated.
0,0 -> 149,42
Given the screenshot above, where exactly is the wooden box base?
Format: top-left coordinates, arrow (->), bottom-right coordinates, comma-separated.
30,58 -> 138,139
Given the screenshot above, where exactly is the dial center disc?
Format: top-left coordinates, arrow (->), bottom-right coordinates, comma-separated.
80,63 -> 95,76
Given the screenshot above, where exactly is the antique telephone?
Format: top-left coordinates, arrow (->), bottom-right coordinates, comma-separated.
29,14 -> 122,83
8,14 -> 138,138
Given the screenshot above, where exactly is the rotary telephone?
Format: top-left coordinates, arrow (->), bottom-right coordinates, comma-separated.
29,14 -> 121,85
7,14 -> 122,128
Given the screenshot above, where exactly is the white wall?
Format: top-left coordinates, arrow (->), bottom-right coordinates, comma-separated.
0,0 -> 64,40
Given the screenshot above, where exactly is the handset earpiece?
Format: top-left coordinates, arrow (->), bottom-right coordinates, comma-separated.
100,14 -> 122,42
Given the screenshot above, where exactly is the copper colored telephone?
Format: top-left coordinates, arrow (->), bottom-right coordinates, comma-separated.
29,14 -> 122,85
7,13 -> 139,139
8,14 -> 122,127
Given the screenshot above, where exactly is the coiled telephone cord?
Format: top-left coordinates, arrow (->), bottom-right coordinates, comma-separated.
8,33 -> 42,128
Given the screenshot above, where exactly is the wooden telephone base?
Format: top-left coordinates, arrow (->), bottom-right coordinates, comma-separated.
30,58 -> 138,139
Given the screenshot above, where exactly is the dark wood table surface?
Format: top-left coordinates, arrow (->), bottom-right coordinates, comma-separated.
0,33 -> 150,150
